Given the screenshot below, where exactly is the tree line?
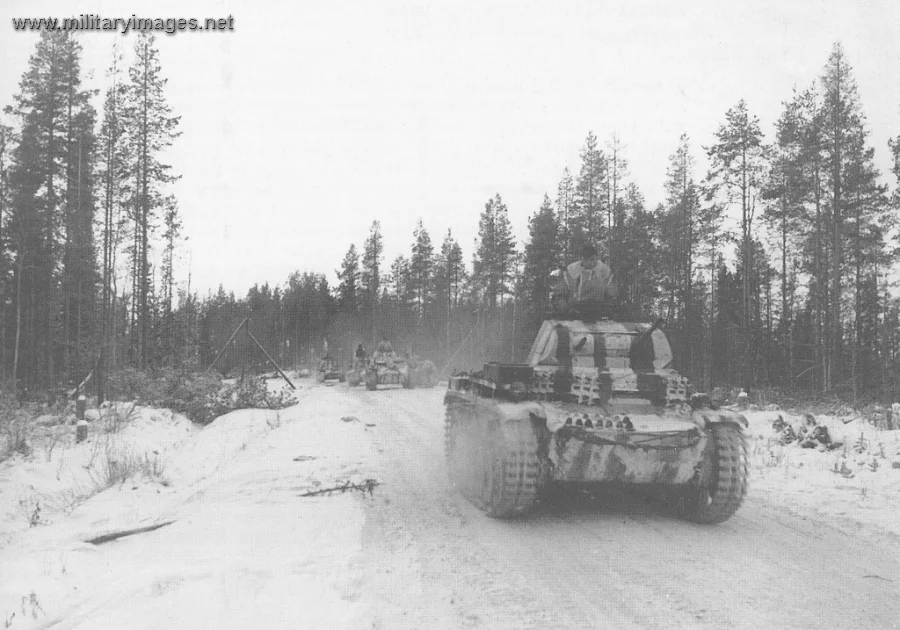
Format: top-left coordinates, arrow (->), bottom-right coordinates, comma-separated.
0,31 -> 180,398
1,36 -> 899,402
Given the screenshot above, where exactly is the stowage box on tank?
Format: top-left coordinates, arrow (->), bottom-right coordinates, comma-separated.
444,317 -> 749,523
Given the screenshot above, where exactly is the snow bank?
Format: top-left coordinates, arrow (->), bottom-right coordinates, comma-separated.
743,407 -> 900,538
0,386 -> 377,629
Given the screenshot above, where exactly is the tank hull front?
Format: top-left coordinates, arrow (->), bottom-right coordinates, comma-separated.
550,427 -> 706,484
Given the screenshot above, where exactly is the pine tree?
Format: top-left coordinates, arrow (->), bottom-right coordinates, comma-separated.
523,194 -> 560,311
337,244 -> 360,311
617,184 -> 661,317
6,32 -> 96,387
0,123 -> 11,379
408,219 -> 434,321
574,131 -> 607,253
473,194 -> 516,309
890,126 -> 900,208
817,42 -> 891,394
388,253 -> 414,335
706,100 -> 767,387
556,168 -> 577,263
360,220 -> 383,343
794,85 -> 830,391
664,134 -> 700,324
434,230 -> 466,352
605,133 -> 629,264
121,32 -> 181,369
60,35 -> 98,382
96,41 -> 127,400
763,92 -> 808,388
160,195 -> 181,365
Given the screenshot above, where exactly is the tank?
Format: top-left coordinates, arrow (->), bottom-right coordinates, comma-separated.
364,352 -> 412,390
444,316 -> 749,522
315,356 -> 345,383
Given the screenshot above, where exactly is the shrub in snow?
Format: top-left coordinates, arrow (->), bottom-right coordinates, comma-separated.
105,369 -> 296,425
0,390 -> 37,459
86,442 -> 167,489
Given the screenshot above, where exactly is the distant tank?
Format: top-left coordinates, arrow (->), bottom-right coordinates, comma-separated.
444,314 -> 748,522
315,356 -> 345,383
365,352 -> 411,390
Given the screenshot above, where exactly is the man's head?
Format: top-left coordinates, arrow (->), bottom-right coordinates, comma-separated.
580,243 -> 597,268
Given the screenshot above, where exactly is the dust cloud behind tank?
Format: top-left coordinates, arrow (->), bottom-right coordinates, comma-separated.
444,315 -> 749,522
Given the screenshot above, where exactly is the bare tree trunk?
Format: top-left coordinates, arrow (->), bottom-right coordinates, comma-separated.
44,42 -> 59,388
829,59 -> 843,392
12,258 -> 22,389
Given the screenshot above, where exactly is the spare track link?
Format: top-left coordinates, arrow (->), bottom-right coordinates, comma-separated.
445,401 -> 541,518
681,422 -> 749,524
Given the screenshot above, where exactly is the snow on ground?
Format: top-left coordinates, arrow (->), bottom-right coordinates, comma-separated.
0,381 -> 378,629
2,377 -> 900,628
743,406 -> 900,539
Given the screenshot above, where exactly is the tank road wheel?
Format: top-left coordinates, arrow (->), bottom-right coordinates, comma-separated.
678,423 -> 749,524
365,371 -> 377,391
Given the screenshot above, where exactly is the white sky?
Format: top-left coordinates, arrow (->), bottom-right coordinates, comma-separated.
2,0 -> 899,296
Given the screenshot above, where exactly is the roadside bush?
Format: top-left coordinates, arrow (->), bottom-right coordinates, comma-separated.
163,372 -> 227,424
0,390 -> 37,459
105,368 -> 296,425
107,367 -> 168,404
100,402 -> 140,434
207,376 -> 297,424
87,441 -> 168,490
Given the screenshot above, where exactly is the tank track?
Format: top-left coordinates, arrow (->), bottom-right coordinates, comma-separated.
677,423 -> 749,524
445,402 -> 542,518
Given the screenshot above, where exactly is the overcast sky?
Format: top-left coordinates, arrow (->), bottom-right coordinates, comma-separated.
2,0 -> 899,296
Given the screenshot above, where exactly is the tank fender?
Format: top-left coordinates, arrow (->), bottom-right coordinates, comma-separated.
691,409 -> 748,429
444,389 -> 472,406
491,401 -> 546,423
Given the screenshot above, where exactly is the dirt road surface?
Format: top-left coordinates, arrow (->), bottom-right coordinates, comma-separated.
354,387 -> 900,630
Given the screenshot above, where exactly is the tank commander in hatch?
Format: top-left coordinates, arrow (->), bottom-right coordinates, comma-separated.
375,336 -> 394,355
354,343 -> 368,369
564,243 -> 617,308
373,336 -> 396,367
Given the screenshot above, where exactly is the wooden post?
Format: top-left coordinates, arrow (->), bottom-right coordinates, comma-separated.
205,318 -> 248,374
76,395 -> 88,443
245,325 -> 296,390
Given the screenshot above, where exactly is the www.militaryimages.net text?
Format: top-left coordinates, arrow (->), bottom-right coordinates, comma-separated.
12,14 -> 235,35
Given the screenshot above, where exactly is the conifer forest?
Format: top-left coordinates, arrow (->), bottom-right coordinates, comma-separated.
1,33 -> 900,403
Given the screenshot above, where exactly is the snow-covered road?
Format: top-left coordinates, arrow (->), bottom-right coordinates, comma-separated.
355,387 -> 900,630
2,383 -> 899,629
